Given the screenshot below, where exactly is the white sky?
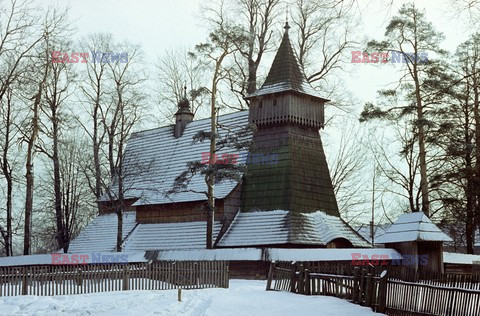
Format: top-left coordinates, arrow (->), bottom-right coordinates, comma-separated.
43,0 -> 475,108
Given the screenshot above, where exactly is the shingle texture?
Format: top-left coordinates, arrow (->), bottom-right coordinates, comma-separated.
241,125 -> 339,215
101,111 -> 250,206
376,212 -> 453,243
217,210 -> 369,248
123,220 -> 222,252
68,212 -> 137,253
246,24 -> 327,100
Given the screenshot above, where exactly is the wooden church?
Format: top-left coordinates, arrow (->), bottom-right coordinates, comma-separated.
68,23 -> 369,256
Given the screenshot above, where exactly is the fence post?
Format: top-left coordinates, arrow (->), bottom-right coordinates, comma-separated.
290,262 -> 297,293
364,273 -> 373,307
266,261 -> 275,291
22,267 -> 28,295
377,270 -> 388,313
122,264 -> 130,291
353,267 -> 359,303
225,261 -> 229,289
305,269 -> 311,295
298,264 -> 305,294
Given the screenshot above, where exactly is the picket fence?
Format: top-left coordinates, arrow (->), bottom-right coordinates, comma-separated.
0,261 -> 229,296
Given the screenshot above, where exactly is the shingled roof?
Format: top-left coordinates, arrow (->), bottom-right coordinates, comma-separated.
246,22 -> 327,101
101,110 -> 250,206
217,210 -> 369,248
68,211 -> 137,253
376,212 -> 453,244
67,209 -> 369,253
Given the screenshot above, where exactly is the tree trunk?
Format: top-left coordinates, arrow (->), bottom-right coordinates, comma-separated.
1,94 -> 13,256
413,62 -> 430,216
93,104 -> 102,203
473,75 -> 480,240
52,110 -> 66,252
464,98 -> 475,254
207,73 -> 218,250
247,59 -> 258,94
24,90 -> 40,255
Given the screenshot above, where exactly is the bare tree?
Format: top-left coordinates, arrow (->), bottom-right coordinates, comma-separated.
327,118 -> 368,221
0,89 -> 18,256
155,49 -> 209,123
0,0 -> 46,255
102,43 -> 146,252
201,0 -> 281,109
77,33 -> 113,204
292,0 -> 357,84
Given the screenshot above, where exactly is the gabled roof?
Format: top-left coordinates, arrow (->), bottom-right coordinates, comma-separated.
376,212 -> 453,244
101,110 -> 250,206
123,221 -> 222,252
68,210 -> 369,252
68,211 -> 137,253
245,23 -> 327,101
217,210 -> 370,248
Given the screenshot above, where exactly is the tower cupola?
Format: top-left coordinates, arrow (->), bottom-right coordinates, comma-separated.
245,22 -> 328,129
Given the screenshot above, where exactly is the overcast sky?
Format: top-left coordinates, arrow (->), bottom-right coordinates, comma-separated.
43,0 -> 474,109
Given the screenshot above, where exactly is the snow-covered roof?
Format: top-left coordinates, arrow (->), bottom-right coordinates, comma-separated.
0,252 -> 147,267
376,212 -> 453,244
217,210 -> 370,248
101,110 -> 250,206
123,220 -> 222,252
149,247 -> 402,262
266,248 -> 402,261
68,211 -> 137,253
443,252 -> 480,265
67,209 -> 368,252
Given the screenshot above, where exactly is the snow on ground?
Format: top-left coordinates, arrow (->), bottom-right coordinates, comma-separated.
0,280 -> 382,316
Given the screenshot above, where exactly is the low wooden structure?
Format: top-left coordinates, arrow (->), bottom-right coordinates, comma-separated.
376,213 -> 453,273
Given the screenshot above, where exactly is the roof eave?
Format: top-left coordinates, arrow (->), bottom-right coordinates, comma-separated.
244,89 -> 330,103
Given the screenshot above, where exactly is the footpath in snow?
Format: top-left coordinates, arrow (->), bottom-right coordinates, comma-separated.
0,280 -> 382,316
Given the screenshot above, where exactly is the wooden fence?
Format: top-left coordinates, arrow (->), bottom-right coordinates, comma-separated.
266,261 -> 480,316
266,261 -> 388,313
0,261 -> 229,296
386,268 -> 480,315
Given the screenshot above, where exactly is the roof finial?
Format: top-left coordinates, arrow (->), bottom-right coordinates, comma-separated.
284,4 -> 290,30
183,84 -> 187,99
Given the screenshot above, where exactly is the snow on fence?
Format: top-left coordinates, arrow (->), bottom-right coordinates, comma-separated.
266,261 -> 480,316
0,261 -> 229,296
266,261 -> 388,313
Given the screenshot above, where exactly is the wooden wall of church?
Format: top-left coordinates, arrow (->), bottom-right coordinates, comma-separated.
135,200 -> 225,223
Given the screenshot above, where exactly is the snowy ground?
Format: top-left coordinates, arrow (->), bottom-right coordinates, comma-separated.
0,280 -> 382,316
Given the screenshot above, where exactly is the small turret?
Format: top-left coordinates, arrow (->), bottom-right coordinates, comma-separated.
174,87 -> 194,138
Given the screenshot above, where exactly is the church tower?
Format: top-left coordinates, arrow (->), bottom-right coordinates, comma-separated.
242,22 -> 339,216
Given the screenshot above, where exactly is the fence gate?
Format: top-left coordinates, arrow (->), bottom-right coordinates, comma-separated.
266,261 -> 388,313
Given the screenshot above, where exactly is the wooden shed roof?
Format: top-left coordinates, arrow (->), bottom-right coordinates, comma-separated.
376,212 -> 453,244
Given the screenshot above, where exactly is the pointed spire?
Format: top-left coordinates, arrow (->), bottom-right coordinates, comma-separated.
245,22 -> 328,101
